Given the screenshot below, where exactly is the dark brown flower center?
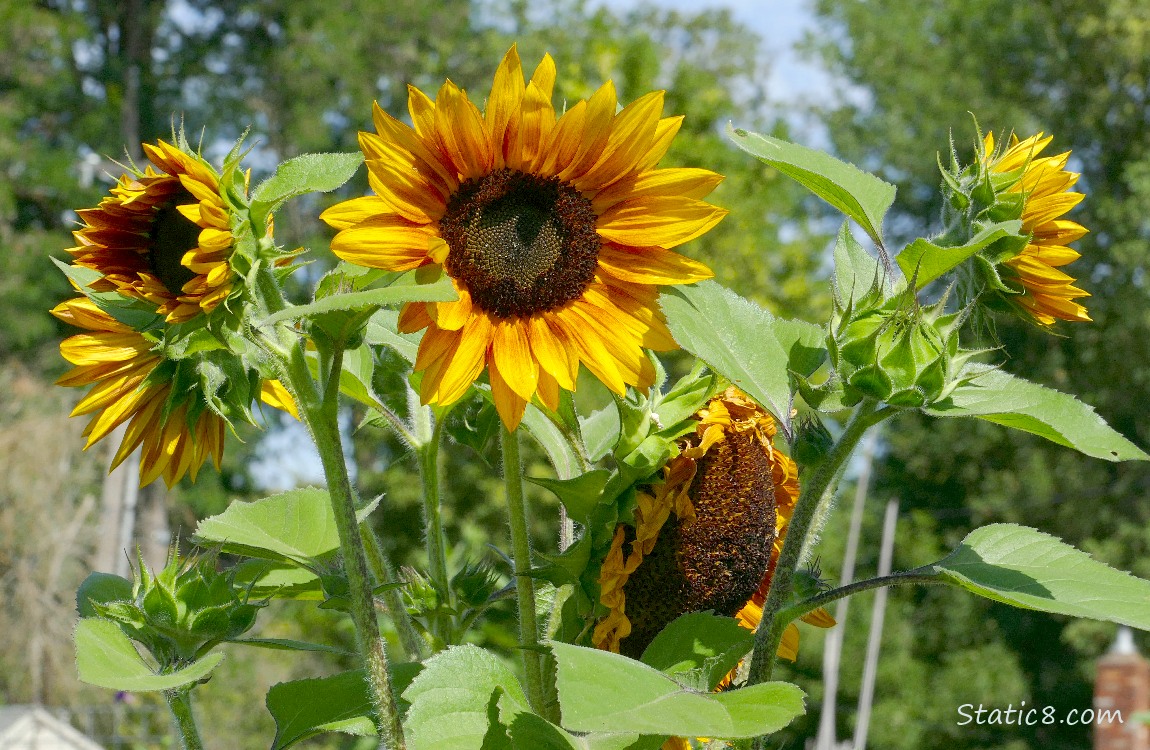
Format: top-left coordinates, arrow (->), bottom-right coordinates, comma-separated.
149,191 -> 201,297
439,168 -> 600,319
618,429 -> 777,659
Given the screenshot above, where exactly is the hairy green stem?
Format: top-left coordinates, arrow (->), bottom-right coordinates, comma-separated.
164,688 -> 203,750
500,425 -> 546,716
747,402 -> 892,700
418,417 -> 451,620
288,344 -> 406,749
361,524 -> 426,661
775,568 -> 941,628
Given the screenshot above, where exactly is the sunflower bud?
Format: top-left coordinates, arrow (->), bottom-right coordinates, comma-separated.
830,288 -> 965,408
86,549 -> 262,668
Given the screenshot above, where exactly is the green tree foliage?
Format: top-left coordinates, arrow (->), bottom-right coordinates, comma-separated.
802,1 -> 1150,747
1,2 -> 830,744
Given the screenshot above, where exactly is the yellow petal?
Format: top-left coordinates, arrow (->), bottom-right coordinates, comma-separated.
535,370 -> 560,412
592,167 -> 723,213
507,81 -> 556,172
527,315 -> 577,391
365,156 -> 446,222
370,104 -> 458,195
434,81 -> 494,180
635,115 -> 684,173
557,81 -> 617,182
320,195 -> 391,230
597,195 -> 728,249
330,218 -> 432,271
538,100 -> 587,177
430,313 -> 492,405
489,352 -> 528,430
801,607 -> 837,628
397,301 -> 434,333
487,45 -> 526,166
575,90 -> 664,191
260,380 -> 300,420
433,284 -> 474,331
776,623 -> 800,661
596,243 -> 714,285
491,319 -> 540,401
552,309 -> 625,395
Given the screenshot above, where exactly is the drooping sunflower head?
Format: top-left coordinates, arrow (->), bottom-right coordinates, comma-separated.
51,296 -> 296,487
69,138 -> 240,324
321,46 -> 726,428
594,388 -> 809,659
981,131 -> 1090,326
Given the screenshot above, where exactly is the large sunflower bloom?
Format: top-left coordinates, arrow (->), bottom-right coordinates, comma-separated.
52,297 -> 295,487
594,389 -> 831,662
984,131 -> 1090,325
321,46 -> 725,428
68,139 -> 237,324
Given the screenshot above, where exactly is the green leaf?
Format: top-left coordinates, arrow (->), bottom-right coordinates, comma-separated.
193,488 -> 380,566
263,273 -> 456,326
366,308 -> 422,363
551,641 -> 805,738
661,281 -> 825,435
833,222 -> 882,306
76,572 -> 133,618
931,524 -> 1150,629
529,470 -> 610,526
639,612 -> 754,691
507,712 -> 652,750
521,404 -> 582,480
251,152 -> 364,217
269,669 -> 373,749
728,125 -> 896,247
75,618 -> 223,692
402,644 -> 530,750
231,561 -> 323,600
896,220 -> 1022,290
924,366 -> 1148,461
580,405 -> 620,461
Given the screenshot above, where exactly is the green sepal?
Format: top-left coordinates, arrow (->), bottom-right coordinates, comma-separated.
895,220 -> 1023,290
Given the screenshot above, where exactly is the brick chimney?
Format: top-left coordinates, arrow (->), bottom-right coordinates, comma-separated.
1095,626 -> 1150,750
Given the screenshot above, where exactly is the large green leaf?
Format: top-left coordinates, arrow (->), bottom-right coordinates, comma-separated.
896,220 -> 1022,290
639,612 -> 754,691
267,670 -> 376,749
75,618 -> 223,692
551,642 -> 805,738
402,644 -> 529,750
251,152 -> 364,218
193,488 -> 380,566
660,280 -> 825,435
931,524 -> 1150,629
925,366 -> 1147,461
728,126 -> 896,247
